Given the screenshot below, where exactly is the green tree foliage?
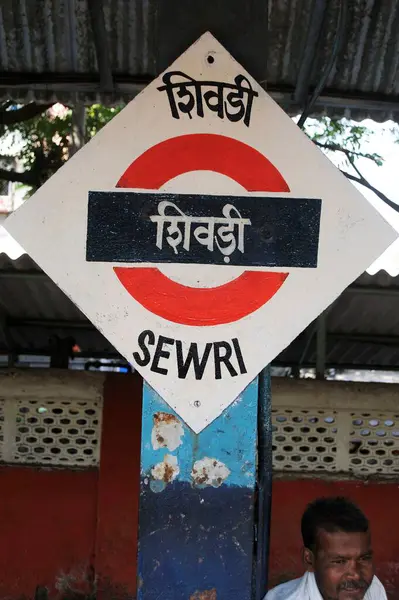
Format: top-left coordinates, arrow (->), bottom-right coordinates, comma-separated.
306,117 -> 383,166
0,102 -> 123,194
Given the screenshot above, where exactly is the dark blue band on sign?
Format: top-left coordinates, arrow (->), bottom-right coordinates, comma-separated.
86,191 -> 321,268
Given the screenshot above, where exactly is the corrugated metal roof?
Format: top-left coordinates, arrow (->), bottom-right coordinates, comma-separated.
2,253 -> 399,369
0,253 -> 115,356
268,0 -> 399,122
1,0 -> 399,121
277,270 -> 399,370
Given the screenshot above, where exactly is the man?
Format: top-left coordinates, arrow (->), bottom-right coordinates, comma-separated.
265,496 -> 387,600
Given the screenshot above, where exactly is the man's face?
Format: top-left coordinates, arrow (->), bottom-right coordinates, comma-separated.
304,529 -> 374,600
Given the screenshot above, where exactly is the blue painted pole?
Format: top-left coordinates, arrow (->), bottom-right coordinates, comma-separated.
137,379 -> 260,600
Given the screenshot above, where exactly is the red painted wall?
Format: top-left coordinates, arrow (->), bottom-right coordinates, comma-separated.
269,479 -> 399,599
0,466 -> 97,599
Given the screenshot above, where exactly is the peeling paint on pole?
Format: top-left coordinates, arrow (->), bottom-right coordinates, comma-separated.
191,458 -> 230,488
137,379 -> 258,599
151,412 -> 184,451
150,454 -> 180,492
190,590 -> 217,600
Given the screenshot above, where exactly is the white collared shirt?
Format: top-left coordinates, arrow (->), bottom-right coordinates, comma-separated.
264,572 -> 387,600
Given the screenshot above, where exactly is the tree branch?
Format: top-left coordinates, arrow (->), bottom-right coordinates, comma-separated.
313,139 -> 381,163
341,170 -> 399,212
312,138 -> 398,212
0,102 -> 54,126
0,168 -> 38,186
346,154 -> 364,181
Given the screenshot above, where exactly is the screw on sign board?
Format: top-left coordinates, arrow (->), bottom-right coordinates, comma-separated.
5,33 -> 396,433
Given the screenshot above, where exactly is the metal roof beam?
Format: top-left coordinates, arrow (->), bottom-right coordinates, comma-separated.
7,318 -> 93,330
87,0 -> 114,92
272,360 -> 399,372
0,271 -> 47,279
0,77 -> 398,116
345,285 -> 399,297
294,0 -> 328,106
329,333 -> 399,346
0,349 -> 118,359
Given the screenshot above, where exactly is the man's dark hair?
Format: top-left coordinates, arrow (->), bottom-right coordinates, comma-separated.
301,496 -> 369,550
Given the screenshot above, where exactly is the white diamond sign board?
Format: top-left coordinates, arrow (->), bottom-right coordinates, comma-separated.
5,33 -> 396,433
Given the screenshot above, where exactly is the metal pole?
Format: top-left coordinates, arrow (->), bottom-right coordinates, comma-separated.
255,366 -> 273,600
316,312 -> 327,380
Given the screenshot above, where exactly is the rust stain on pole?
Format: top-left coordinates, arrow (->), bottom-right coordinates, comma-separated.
189,589 -> 217,600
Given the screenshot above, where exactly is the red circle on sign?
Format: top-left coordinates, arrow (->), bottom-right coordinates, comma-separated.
114,133 -> 289,326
